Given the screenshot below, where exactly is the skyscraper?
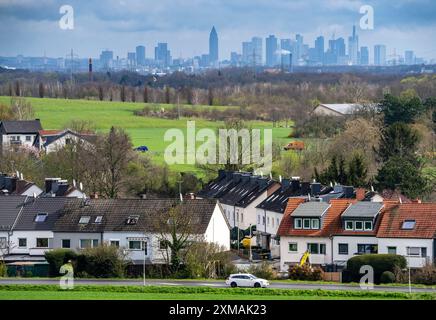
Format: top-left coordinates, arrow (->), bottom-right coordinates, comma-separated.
209,26 -> 219,65
314,36 -> 324,64
127,52 -> 136,68
360,46 -> 369,65
252,37 -> 263,66
99,50 -> 113,70
295,34 -> 303,64
266,35 -> 278,67
374,44 -> 386,65
136,45 -> 146,66
405,50 -> 414,65
242,41 -> 253,66
348,25 -> 359,65
155,43 -> 171,67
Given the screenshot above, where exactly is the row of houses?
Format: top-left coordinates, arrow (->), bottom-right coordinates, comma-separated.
0,196 -> 230,266
0,119 -> 96,153
278,198 -> 436,270
0,174 -> 85,198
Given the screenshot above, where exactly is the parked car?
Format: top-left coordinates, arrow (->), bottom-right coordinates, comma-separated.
284,141 -> 305,151
225,273 -> 270,288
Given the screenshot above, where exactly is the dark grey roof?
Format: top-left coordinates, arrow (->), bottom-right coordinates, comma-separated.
197,170 -> 241,199
341,202 -> 384,218
43,129 -> 97,147
0,120 -> 42,134
54,198 -> 222,234
291,201 -> 331,217
14,197 -> 69,231
0,196 -> 27,231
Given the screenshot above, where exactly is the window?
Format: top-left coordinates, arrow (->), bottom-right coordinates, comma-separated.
407,247 -> 421,256
18,238 -> 27,248
355,221 -> 363,231
288,243 -> 298,252
345,221 -> 353,230
126,215 -> 139,225
65,138 -> 72,145
421,247 -> 427,258
36,238 -> 49,248
272,218 -> 274,228
257,215 -> 260,224
79,216 -> 91,224
80,239 -> 92,248
402,220 -> 416,230
311,219 -> 320,229
307,243 -> 326,255
94,216 -> 103,224
262,217 -> 265,225
387,246 -> 397,255
364,221 -> 373,231
110,240 -> 120,247
338,243 -> 348,255
62,239 -> 71,248
128,240 -> 147,255
277,218 -> 279,227
303,219 -> 311,229
267,217 -> 270,226
93,239 -> 99,247
294,218 -> 302,229
159,241 -> 168,250
35,213 -> 48,222
241,213 -> 244,223
357,244 -> 378,254
0,237 -> 7,249
26,136 -> 31,141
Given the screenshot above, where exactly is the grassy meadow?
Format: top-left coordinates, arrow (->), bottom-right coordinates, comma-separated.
0,96 -> 292,172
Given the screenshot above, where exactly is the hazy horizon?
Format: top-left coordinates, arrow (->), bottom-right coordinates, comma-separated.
1,0 -> 435,62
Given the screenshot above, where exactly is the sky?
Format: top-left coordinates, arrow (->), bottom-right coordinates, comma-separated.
0,0 -> 436,62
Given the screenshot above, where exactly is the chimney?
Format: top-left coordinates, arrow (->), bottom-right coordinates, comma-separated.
218,169 -> 226,180
0,174 -> 6,189
281,178 -> 290,189
90,193 -> 99,199
45,178 -> 60,194
356,188 -> 366,201
343,186 -> 354,198
310,183 -> 321,196
301,182 -> 310,194
290,179 -> 300,191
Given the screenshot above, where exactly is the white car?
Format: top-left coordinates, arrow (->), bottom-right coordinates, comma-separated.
225,273 -> 270,288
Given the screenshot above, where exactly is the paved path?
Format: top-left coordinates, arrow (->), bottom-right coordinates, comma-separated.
1,279 -> 435,293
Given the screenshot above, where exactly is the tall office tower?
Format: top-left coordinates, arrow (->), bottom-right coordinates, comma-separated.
314,36 -> 324,64
280,39 -> 293,69
99,50 -> 114,70
405,50 -> 414,65
360,46 -> 369,65
155,43 -> 171,67
348,25 -> 359,65
127,52 -> 136,68
230,52 -> 241,66
136,45 -> 146,66
242,41 -> 253,66
209,26 -> 219,65
295,34 -> 303,62
251,37 -> 263,66
374,44 -> 386,65
266,35 -> 278,67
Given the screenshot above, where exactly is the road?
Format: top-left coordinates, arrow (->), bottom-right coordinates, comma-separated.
0,278 -> 435,293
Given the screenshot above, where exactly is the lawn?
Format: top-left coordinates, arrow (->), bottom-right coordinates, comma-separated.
0,285 -> 434,300
0,96 -> 292,173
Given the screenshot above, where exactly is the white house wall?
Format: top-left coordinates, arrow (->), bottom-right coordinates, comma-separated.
280,236 -> 332,272
378,238 -> 434,268
9,231 -> 54,256
332,236 -> 378,264
203,204 -> 230,250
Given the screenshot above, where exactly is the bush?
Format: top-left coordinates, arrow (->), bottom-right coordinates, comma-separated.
76,245 -> 128,278
380,271 -> 396,284
0,262 -> 7,277
346,254 -> 407,284
247,262 -> 277,280
396,263 -> 436,285
288,264 -> 323,281
44,249 -> 77,277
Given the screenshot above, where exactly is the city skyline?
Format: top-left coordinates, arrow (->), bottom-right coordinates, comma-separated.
0,0 -> 435,62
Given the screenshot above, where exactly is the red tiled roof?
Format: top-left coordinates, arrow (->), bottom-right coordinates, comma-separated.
377,203 -> 436,239
39,130 -> 62,136
278,198 -> 355,237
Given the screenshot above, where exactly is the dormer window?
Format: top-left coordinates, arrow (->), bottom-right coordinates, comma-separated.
364,221 -> 373,231
344,220 -> 373,231
126,215 -> 139,225
294,217 -> 320,230
79,216 -> 91,224
402,220 -> 416,230
95,216 -> 103,224
294,218 -> 302,229
35,213 -> 48,222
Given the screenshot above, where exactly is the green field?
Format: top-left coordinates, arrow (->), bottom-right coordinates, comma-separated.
0,96 -> 292,172
0,285 -> 433,300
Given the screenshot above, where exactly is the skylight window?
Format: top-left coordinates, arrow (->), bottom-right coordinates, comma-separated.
79,216 -> 91,224
126,215 -> 139,225
402,220 -> 416,230
95,216 -> 103,224
35,213 -> 48,222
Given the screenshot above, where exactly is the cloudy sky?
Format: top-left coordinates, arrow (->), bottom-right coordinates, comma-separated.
1,0 -> 435,62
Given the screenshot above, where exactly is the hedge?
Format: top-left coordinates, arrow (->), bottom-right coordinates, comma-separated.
44,249 -> 77,277
346,254 -> 407,284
